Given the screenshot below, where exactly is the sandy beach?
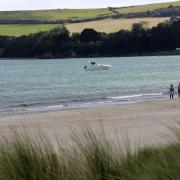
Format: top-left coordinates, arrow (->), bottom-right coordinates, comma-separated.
0,99 -> 180,148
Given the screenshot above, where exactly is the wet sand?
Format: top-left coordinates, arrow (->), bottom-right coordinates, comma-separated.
0,99 -> 180,148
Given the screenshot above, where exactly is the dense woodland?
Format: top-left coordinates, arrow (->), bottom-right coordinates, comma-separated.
1,19 -> 180,58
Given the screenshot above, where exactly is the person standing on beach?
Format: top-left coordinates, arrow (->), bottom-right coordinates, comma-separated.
178,83 -> 180,97
169,84 -> 174,100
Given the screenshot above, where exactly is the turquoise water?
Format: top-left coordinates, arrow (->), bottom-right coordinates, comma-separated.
0,56 -> 180,116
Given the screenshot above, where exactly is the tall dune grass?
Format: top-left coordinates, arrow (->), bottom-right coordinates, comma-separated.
0,124 -> 179,179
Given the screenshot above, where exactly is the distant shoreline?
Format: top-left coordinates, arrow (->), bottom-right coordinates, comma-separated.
1,50 -> 180,60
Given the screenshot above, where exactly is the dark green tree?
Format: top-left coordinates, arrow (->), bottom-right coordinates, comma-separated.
80,28 -> 101,43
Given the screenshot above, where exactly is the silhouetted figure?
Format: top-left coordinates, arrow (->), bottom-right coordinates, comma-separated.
169,84 -> 174,99
178,83 -> 180,97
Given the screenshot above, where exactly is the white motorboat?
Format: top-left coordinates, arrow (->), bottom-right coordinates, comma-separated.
84,61 -> 112,71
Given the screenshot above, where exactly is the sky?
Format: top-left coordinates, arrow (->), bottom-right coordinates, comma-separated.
0,0 -> 177,11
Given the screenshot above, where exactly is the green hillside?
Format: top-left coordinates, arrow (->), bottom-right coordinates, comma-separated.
0,17 -> 169,37
0,1 -> 179,37
116,1 -> 180,14
0,24 -> 62,36
0,1 -> 179,21
0,9 -> 112,21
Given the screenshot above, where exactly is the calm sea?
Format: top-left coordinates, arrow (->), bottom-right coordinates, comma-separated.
0,56 -> 180,116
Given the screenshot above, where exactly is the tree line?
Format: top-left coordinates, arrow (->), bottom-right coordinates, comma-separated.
1,19 -> 180,58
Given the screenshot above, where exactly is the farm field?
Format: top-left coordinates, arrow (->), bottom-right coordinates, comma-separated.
116,0 -> 180,14
66,17 -> 170,33
0,1 -> 179,21
0,8 -> 112,21
0,1 -> 178,36
0,24 -> 62,36
0,17 -> 169,36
